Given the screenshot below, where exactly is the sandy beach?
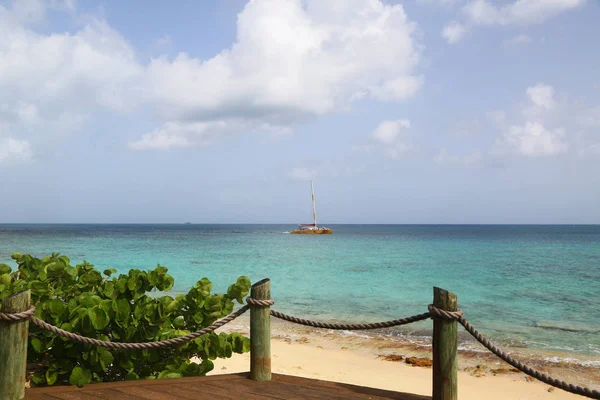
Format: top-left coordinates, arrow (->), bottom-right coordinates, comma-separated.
206,318 -> 599,400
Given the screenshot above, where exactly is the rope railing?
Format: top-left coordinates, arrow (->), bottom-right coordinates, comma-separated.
1,296 -> 598,399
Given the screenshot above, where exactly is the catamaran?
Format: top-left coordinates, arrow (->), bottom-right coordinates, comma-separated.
290,181 -> 332,234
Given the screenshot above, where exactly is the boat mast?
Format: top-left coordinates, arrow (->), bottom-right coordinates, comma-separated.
311,180 -> 317,227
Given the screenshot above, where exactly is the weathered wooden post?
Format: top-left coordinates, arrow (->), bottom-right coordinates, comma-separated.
0,290 -> 31,400
432,287 -> 458,400
250,278 -> 271,381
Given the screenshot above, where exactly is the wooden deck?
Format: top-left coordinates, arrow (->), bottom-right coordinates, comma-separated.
25,373 -> 430,400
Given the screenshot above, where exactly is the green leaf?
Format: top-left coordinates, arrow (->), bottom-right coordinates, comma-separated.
32,372 -> 46,385
157,370 -> 183,379
155,265 -> 168,276
195,278 -> 212,297
227,276 -> 252,303
31,337 -> 44,353
46,369 -> 59,385
198,359 -> 214,375
192,312 -> 204,325
11,252 -> 22,260
46,261 -> 65,277
125,370 -> 140,380
48,299 -> 66,319
158,275 -> 174,291
103,268 -> 117,277
103,281 -> 116,298
148,270 -> 158,286
127,276 -> 138,291
88,306 -> 109,330
116,277 -> 128,293
119,357 -> 134,370
0,273 -> 11,286
172,316 -> 185,329
0,264 -> 11,274
114,299 -> 130,322
165,300 -> 180,314
69,366 -> 92,387
97,348 -> 114,372
223,342 -> 233,358
81,314 -> 93,333
100,299 -> 113,314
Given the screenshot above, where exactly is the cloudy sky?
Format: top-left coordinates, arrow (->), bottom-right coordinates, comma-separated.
1,0 -> 599,224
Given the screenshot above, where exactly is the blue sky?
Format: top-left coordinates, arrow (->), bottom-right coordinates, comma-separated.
0,0 -> 599,224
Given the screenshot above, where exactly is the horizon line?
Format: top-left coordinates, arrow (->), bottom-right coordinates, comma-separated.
1,222 -> 599,226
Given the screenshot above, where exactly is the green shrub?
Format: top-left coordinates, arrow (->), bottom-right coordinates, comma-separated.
0,252 -> 251,386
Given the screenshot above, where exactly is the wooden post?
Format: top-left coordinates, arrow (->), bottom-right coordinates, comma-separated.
432,287 -> 458,400
250,278 -> 271,381
0,290 -> 31,400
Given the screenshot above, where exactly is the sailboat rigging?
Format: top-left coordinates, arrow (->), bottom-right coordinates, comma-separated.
290,181 -> 332,234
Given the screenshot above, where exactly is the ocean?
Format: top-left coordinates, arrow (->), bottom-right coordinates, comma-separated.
1,224 -> 599,364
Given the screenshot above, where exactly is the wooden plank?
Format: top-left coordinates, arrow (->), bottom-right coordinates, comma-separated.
164,383 -> 239,400
25,373 -> 428,400
200,379 -> 287,399
273,374 -> 430,400
0,290 -> 31,400
146,384 -> 224,400
110,386 -> 182,400
432,287 -> 458,400
97,388 -> 147,400
26,373 -> 244,394
202,376 -> 400,400
37,392 -> 104,400
250,278 -> 271,381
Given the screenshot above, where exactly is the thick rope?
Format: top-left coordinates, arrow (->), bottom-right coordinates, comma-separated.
0,305 -> 35,321
28,305 -> 250,350
427,305 -> 600,400
270,309 -> 432,330
2,300 -> 599,398
245,298 -> 275,307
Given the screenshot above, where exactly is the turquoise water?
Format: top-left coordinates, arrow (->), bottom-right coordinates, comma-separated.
1,224 -> 599,359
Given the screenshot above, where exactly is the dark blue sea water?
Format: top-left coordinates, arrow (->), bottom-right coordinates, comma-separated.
1,224 -> 599,361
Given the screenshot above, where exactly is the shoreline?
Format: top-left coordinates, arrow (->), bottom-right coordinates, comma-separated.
205,316 -> 600,399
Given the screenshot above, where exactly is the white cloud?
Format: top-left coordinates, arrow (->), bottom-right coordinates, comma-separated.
0,137 -> 32,163
1,0 -> 425,158
494,84 -> 570,157
289,167 -> 318,181
358,119 -> 413,158
371,120 -> 411,144
445,0 -> 586,43
0,1 -> 143,161
128,123 -> 195,151
442,21 -> 467,43
503,122 -> 567,156
463,0 -> 586,26
139,0 -> 423,149
526,83 -> 555,109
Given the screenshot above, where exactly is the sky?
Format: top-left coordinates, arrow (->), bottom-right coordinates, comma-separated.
0,0 -> 599,224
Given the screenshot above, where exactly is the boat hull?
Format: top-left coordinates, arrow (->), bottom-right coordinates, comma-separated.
290,229 -> 333,234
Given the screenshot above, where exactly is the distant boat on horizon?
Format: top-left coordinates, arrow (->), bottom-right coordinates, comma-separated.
290,181 -> 332,235
184,222 -> 192,225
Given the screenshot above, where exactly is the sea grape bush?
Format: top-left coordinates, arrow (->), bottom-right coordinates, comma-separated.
0,253 -> 252,386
